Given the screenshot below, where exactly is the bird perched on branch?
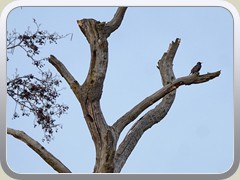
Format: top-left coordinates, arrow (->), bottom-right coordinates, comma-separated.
190,62 -> 202,75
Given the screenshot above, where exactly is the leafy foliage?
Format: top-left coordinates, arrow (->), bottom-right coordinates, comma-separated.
7,19 -> 71,142
7,19 -> 71,69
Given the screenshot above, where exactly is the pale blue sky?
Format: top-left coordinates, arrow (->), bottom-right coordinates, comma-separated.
6,6 -> 233,173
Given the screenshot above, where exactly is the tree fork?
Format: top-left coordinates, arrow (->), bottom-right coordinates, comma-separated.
22,8 -> 220,173
113,38 -> 220,172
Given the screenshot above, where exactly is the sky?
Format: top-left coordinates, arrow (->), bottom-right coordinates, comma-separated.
6,6 -> 234,174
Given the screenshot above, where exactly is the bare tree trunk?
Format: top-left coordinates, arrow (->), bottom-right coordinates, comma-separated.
8,7 -> 221,173
75,8 -> 128,172
43,7 -> 221,173
50,8 -> 128,172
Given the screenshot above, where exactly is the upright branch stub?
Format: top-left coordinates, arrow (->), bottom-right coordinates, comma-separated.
77,19 -> 107,45
76,7 -> 127,101
77,7 -> 127,43
158,38 -> 181,85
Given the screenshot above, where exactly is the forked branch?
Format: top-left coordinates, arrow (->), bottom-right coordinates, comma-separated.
114,72 -> 220,166
113,38 -> 221,172
113,38 -> 180,136
112,71 -> 220,136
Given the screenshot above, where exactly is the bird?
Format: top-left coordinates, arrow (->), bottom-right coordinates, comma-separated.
189,62 -> 202,75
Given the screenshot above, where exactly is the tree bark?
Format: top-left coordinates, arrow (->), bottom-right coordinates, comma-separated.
50,7 -> 128,172
113,38 -> 220,172
7,128 -> 71,173
8,7 -> 221,173
74,8 -> 128,172
46,8 -> 221,173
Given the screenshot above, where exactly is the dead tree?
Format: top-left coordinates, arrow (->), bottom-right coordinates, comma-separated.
8,7 -> 220,173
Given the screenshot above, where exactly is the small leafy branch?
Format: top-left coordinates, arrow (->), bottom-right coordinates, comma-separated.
7,19 -> 71,142
7,18 -> 72,69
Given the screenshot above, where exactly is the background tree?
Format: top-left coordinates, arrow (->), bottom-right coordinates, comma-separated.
7,19 -> 71,143
7,7 -> 221,173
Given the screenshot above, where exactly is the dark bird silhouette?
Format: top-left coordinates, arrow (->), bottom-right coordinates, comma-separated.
190,62 -> 202,75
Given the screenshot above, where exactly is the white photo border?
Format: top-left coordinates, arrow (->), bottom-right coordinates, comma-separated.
0,0 -> 239,179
